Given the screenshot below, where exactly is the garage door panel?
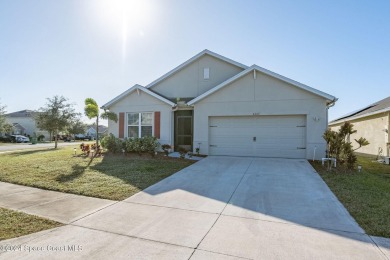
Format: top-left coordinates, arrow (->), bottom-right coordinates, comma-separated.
210,128 -> 256,136
255,148 -> 306,159
209,115 -> 306,158
210,146 -> 253,157
255,128 -> 304,137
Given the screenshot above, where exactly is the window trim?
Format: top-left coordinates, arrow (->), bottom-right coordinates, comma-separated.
126,112 -> 154,138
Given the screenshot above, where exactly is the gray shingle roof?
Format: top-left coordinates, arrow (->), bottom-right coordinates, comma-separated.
5,110 -> 37,117
330,96 -> 390,124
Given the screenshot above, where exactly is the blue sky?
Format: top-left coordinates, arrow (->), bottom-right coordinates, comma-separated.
1,0 -> 389,123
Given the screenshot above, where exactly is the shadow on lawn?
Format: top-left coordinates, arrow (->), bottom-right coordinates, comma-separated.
7,149 -> 56,157
55,157 -> 95,183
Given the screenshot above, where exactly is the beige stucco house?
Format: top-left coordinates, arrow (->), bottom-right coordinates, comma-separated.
5,110 -> 50,140
103,50 -> 337,159
329,96 -> 390,157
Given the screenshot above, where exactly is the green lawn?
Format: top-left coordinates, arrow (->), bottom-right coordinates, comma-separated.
310,156 -> 390,238
0,147 -> 194,200
0,208 -> 62,241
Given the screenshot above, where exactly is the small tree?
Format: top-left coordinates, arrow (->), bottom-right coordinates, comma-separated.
84,98 -> 117,148
0,102 -> 12,134
68,118 -> 87,140
323,122 -> 369,172
36,96 -> 79,148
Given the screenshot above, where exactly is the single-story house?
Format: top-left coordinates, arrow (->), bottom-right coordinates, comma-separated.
86,124 -> 108,138
329,96 -> 390,157
102,50 -> 337,159
5,110 -> 50,140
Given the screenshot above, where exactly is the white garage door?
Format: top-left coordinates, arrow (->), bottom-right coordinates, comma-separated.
209,115 -> 306,158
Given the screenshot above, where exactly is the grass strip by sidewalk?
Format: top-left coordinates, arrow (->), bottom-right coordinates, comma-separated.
0,208 -> 62,241
0,146 -> 194,200
310,156 -> 390,238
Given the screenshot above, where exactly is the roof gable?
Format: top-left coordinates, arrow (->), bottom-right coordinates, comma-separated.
188,65 -> 336,105
102,84 -> 175,109
146,49 -> 248,89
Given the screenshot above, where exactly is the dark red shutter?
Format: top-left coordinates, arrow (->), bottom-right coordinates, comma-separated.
119,112 -> 125,138
154,111 -> 160,139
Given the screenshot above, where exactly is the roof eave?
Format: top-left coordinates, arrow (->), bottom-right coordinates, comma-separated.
329,107 -> 390,125
188,65 -> 336,105
101,85 -> 175,109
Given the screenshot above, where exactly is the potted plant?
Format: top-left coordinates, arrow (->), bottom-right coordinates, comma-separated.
161,144 -> 171,156
178,146 -> 187,159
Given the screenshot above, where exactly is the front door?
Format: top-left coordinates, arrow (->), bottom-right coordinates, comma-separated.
174,110 -> 193,152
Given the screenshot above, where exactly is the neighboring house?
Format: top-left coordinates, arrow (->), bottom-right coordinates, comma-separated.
102,50 -> 336,159
329,96 -> 390,157
10,123 -> 26,135
86,125 -> 108,138
4,110 -> 50,140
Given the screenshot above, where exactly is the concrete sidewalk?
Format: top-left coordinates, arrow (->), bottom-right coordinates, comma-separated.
0,158 -> 389,259
0,182 -> 116,223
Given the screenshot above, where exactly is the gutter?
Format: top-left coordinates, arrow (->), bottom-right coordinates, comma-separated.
326,98 -> 338,108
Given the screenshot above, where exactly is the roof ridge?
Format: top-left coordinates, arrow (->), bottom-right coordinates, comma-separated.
145,49 -> 248,89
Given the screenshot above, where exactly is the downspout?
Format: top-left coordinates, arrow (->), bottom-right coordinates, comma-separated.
388,111 -> 390,156
326,98 -> 338,127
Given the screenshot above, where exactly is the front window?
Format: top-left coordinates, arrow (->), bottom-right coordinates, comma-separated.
128,112 -> 153,138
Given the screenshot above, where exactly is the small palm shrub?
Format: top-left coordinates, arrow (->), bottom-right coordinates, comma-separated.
323,122 -> 369,172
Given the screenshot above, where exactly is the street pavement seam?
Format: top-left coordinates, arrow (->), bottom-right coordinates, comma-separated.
68,200 -> 121,224
121,200 -> 220,215
368,235 -> 390,260
69,223 -> 194,250
193,249 -> 253,260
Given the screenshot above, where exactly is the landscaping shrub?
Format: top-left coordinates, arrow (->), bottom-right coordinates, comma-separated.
102,134 -> 159,154
323,122 -> 369,171
101,134 -> 124,153
125,136 -> 159,154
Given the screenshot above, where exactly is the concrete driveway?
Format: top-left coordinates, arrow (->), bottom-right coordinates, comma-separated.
1,157 -> 388,259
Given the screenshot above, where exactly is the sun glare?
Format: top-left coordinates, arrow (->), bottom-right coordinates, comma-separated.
93,0 -> 155,60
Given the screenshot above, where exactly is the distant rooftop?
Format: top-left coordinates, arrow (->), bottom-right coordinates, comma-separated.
330,96 -> 390,124
5,110 -> 37,117
87,124 -> 108,133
